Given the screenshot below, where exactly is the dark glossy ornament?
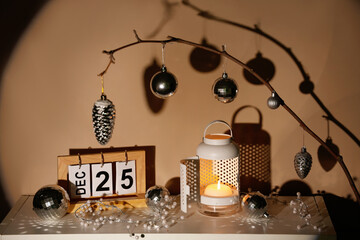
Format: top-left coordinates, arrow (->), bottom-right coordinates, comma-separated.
143,58 -> 165,113
33,185 -> 70,220
145,185 -> 170,212
92,94 -> 116,145
294,147 -> 312,179
299,80 -> 314,94
190,37 -> 221,73
241,192 -> 269,218
150,65 -> 178,99
267,91 -> 283,109
212,72 -> 238,103
317,137 -> 339,172
243,52 -> 275,85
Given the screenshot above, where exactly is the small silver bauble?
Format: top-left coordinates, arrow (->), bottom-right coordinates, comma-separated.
150,65 -> 178,99
212,72 -> 238,103
241,192 -> 269,218
267,91 -> 282,109
294,146 -> 312,179
145,185 -> 170,212
33,185 -> 70,220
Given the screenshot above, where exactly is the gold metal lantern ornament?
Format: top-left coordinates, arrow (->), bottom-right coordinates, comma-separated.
196,120 -> 240,216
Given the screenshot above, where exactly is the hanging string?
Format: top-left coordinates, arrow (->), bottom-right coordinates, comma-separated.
161,43 -> 166,67
326,118 -> 330,139
101,75 -> 104,95
222,44 -> 227,73
302,126 -> 305,147
202,18 -> 208,39
255,21 -> 262,52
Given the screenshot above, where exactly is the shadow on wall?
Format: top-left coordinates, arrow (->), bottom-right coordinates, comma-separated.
0,0 -> 48,221
277,180 -> 313,196
226,105 -> 272,195
0,184 -> 11,222
143,58 -> 165,114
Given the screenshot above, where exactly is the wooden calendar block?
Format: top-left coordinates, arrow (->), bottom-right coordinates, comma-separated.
69,146 -> 155,190
57,150 -> 146,201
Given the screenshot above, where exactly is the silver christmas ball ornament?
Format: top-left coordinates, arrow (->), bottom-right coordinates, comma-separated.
33,185 -> 70,220
241,192 -> 269,218
92,94 -> 116,145
150,65 -> 178,99
294,146 -> 312,179
267,91 -> 283,109
145,185 -> 170,212
212,72 -> 238,103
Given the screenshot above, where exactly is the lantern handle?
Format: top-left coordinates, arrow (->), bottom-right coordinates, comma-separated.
203,120 -> 233,138
231,105 -> 262,127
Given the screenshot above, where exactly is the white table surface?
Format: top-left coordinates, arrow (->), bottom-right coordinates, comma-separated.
0,195 -> 336,240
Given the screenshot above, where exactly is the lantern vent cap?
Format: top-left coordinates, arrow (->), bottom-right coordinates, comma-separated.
204,134 -> 232,145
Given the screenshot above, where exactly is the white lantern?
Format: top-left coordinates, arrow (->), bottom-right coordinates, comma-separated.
196,120 -> 240,216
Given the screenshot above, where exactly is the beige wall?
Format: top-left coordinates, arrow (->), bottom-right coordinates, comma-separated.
1,0 -> 359,205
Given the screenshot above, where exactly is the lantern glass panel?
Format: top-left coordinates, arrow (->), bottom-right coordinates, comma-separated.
198,157 -> 239,216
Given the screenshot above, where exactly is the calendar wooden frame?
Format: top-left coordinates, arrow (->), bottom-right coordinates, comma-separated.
57,150 -> 146,201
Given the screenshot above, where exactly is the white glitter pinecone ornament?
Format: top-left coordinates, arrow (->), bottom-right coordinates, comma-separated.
294,146 -> 312,179
92,94 -> 115,145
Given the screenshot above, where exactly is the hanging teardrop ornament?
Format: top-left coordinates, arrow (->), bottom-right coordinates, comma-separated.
190,37 -> 221,73
92,76 -> 116,145
212,72 -> 238,103
294,146 -> 312,179
243,51 -> 275,85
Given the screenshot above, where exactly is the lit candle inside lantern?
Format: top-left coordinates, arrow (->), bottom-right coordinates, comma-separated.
204,181 -> 233,197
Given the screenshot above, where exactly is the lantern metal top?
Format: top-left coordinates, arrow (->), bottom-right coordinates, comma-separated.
197,120 -> 239,160
204,134 -> 231,145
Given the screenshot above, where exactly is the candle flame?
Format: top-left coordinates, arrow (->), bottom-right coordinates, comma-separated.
217,180 -> 220,189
